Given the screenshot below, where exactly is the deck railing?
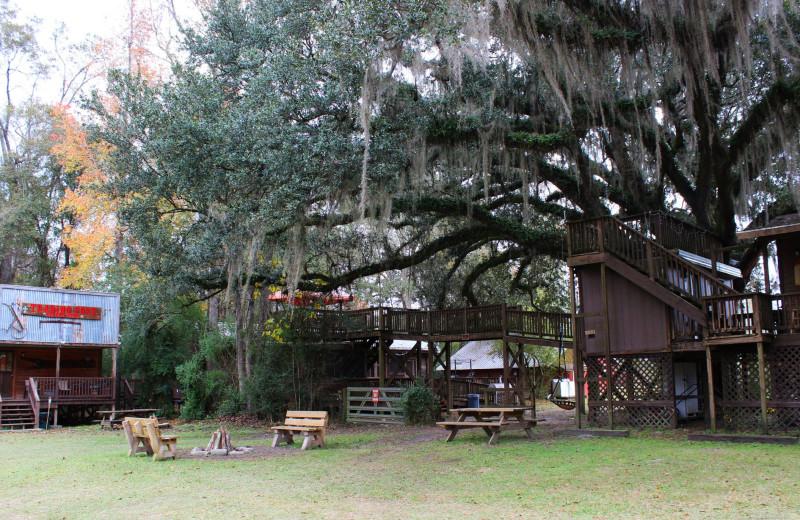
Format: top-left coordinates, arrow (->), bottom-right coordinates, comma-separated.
506,309 -> 572,340
34,377 -> 114,403
301,305 -> 573,342
703,292 -> 799,337
620,212 -> 721,259
772,292 -> 800,333
387,308 -> 428,335
429,308 -> 466,335
703,293 -> 773,337
567,216 -> 735,304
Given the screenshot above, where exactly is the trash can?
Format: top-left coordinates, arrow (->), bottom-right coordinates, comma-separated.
39,412 -> 49,429
467,393 -> 480,408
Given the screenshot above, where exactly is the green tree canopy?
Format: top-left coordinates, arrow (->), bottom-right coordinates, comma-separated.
93,0 -> 800,309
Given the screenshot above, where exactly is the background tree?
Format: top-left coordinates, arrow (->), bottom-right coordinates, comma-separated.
0,1 -> 67,285
86,0 -> 800,410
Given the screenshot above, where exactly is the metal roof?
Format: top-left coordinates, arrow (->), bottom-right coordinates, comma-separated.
0,285 -> 120,346
437,340 -> 536,371
388,339 -> 428,352
677,249 -> 742,279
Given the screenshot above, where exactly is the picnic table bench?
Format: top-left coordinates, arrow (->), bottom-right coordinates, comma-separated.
121,417 -> 179,461
437,407 -> 544,445
97,408 -> 159,429
271,411 -> 328,450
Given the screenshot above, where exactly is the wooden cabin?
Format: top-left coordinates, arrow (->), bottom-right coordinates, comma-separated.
0,285 -> 119,429
567,212 -> 800,432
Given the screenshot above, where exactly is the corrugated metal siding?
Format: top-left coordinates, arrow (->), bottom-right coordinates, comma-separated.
0,285 -> 120,346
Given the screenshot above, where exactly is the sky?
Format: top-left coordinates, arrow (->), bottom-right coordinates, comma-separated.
15,0 -> 197,104
21,0 -> 132,45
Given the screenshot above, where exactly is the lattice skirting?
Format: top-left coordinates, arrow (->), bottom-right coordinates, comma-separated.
586,353 -> 676,429
718,345 -> 800,431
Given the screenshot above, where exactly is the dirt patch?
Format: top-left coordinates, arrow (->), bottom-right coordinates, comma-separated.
180,444 -> 299,461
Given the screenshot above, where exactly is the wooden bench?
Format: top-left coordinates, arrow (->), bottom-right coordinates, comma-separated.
271,411 -> 328,450
122,417 -> 179,461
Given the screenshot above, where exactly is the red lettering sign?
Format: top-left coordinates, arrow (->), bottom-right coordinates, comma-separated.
21,303 -> 102,320
371,388 -> 380,403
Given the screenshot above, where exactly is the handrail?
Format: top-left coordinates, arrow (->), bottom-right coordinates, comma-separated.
620,212 -> 721,258
568,216 -> 736,304
703,293 -> 772,337
26,377 -> 41,424
34,377 -> 114,402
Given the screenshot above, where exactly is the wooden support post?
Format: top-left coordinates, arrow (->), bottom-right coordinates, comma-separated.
111,346 -> 118,408
763,250 -> 771,295
757,342 -> 769,435
427,341 -> 435,390
378,337 -> 386,388
711,245 -> 718,279
502,339 -> 511,406
706,345 -> 716,433
600,264 -> 613,429
415,341 -> 422,379
569,267 -> 583,428
54,344 -> 62,427
444,342 -> 452,410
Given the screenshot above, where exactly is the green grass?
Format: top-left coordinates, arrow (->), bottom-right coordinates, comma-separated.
1,421 -> 799,519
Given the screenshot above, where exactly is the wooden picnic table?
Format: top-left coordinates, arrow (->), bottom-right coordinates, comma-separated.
97,408 -> 159,430
436,407 -> 544,445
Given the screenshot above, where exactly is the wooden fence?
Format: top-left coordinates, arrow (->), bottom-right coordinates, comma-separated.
345,387 -> 405,424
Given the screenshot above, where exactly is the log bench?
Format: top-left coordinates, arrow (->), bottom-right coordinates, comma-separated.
122,417 -> 179,461
271,411 -> 328,450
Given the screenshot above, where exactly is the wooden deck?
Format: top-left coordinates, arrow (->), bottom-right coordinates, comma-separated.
304,304 -> 573,346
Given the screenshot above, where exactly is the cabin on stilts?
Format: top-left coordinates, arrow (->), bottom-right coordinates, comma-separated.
0,285 -> 120,429
566,212 -> 800,433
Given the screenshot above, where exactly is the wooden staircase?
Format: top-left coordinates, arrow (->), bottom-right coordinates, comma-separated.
568,215 -> 741,337
0,399 -> 37,430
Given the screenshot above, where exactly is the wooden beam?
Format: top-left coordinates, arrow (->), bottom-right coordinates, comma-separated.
737,222 -> 800,239
601,263 -> 613,429
503,339 -> 511,405
567,253 -> 606,267
705,345 -> 716,432
426,341 -> 435,390
378,337 -> 386,388
111,347 -> 118,407
570,267 -> 584,426
444,342 -> 452,410
757,341 -> 769,434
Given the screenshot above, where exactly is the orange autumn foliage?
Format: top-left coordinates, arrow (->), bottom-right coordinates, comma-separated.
51,104 -> 121,288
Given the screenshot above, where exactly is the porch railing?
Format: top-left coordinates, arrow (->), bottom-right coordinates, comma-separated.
703,292 -> 800,337
33,377 -> 114,403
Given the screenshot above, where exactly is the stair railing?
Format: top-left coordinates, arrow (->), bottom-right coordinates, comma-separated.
568,216 -> 736,304
25,377 -> 41,425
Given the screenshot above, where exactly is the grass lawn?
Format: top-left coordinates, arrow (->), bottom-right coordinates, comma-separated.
2,409 -> 799,519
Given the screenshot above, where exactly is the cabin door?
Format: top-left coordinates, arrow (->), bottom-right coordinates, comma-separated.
674,361 -> 701,420
0,351 -> 13,398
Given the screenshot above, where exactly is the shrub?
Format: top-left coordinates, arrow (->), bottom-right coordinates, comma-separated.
400,382 -> 438,425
